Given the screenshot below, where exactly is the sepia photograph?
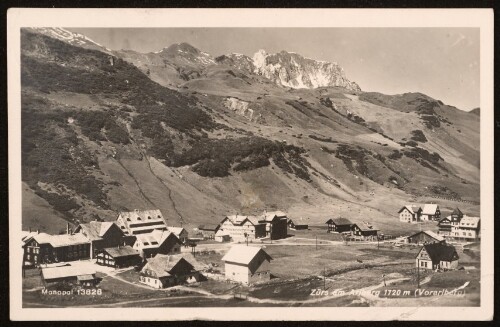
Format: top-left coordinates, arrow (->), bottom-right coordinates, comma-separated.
7,8 -> 494,321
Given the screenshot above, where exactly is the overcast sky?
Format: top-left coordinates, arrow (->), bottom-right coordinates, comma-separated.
69,28 -> 479,110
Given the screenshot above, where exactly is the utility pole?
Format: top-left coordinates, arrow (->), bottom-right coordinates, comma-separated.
416,258 -> 420,289
324,267 -> 326,290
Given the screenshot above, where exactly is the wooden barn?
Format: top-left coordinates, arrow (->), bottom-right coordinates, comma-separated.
197,224 -> 220,240
351,222 -> 379,239
222,245 -> 272,285
416,243 -> 459,270
96,245 -> 142,268
326,218 -> 353,233
407,230 -> 445,245
41,265 -> 97,286
287,219 -> 308,230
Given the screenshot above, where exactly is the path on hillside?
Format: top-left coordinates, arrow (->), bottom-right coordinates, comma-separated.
115,158 -> 157,207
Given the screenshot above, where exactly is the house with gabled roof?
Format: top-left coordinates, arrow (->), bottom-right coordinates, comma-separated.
222,245 -> 272,285
139,253 -> 205,288
398,205 -> 422,223
167,226 -> 189,244
287,218 -> 308,230
259,210 -> 288,240
74,221 -> 135,258
437,216 -> 452,236
407,230 -> 445,245
96,245 -> 142,268
351,222 -> 379,239
326,217 -> 353,233
416,243 -> 459,270
23,230 -> 91,266
219,214 -> 266,242
133,229 -> 182,258
421,204 -> 441,221
452,216 -> 480,241
197,224 -> 220,239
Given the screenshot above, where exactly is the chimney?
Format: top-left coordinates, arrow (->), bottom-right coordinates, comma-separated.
67,223 -> 70,235
29,227 -> 31,233
37,229 -> 40,234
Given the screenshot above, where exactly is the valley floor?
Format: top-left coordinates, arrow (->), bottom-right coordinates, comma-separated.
22,231 -> 480,308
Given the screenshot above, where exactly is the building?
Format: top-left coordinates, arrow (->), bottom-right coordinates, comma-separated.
452,216 -> 480,241
197,224 -> 220,239
41,265 -> 97,286
96,246 -> 142,268
287,219 -> 308,230
421,204 -> 441,221
326,218 -> 353,233
259,211 -> 288,240
219,215 -> 266,242
351,222 -> 379,239
116,209 -> 168,236
398,205 -> 422,223
407,230 -> 445,245
437,216 -> 452,236
74,221 -> 134,258
222,245 -> 272,285
133,229 -> 182,258
139,253 -> 204,288
450,208 -> 464,226
23,231 -> 91,266
214,230 -> 231,243
167,227 -> 189,244
416,243 -> 459,270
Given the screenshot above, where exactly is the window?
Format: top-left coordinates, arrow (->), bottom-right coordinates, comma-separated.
137,217 -> 142,221
148,216 -> 151,220
27,254 -> 31,260
155,279 -> 157,284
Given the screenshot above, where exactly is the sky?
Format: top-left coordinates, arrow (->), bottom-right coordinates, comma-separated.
69,28 -> 480,110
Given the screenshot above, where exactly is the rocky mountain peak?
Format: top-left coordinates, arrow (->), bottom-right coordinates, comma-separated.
251,49 -> 361,91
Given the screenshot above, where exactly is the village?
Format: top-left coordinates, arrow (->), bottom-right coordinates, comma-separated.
22,203 -> 481,307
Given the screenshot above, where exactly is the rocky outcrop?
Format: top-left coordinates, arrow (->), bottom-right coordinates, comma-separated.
223,97 -> 254,120
252,49 -> 361,91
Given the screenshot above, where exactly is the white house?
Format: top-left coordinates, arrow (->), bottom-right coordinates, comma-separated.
421,204 -> 441,221
139,253 -> 204,288
167,227 -> 189,244
222,245 -> 272,285
398,205 -> 422,223
416,243 -> 459,270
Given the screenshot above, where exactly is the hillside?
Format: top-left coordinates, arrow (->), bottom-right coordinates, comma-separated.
20,28 -> 480,235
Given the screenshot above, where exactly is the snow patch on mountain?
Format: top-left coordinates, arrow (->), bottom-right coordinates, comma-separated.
28,27 -> 113,53
224,97 -> 254,120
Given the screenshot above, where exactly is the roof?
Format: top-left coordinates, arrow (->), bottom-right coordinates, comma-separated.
28,233 -> 89,248
215,229 -> 230,237
222,245 -> 272,265
353,222 -> 379,232
143,254 -> 203,278
118,209 -> 166,225
261,211 -> 288,222
451,208 -> 463,216
422,243 -> 458,262
399,205 -> 422,214
136,230 -> 179,249
198,224 -> 219,231
326,217 -> 352,225
458,216 -> 480,228
21,231 -> 38,242
77,274 -> 96,281
422,204 -> 439,215
77,221 -> 116,241
168,227 -> 187,237
42,265 -> 96,280
408,230 -> 444,242
224,215 -> 263,226
438,216 -> 451,224
103,245 -> 139,258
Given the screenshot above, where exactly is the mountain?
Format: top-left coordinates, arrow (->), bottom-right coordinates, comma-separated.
25,27 -> 113,54
20,28 -> 480,237
252,49 -> 361,91
469,107 -> 480,116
